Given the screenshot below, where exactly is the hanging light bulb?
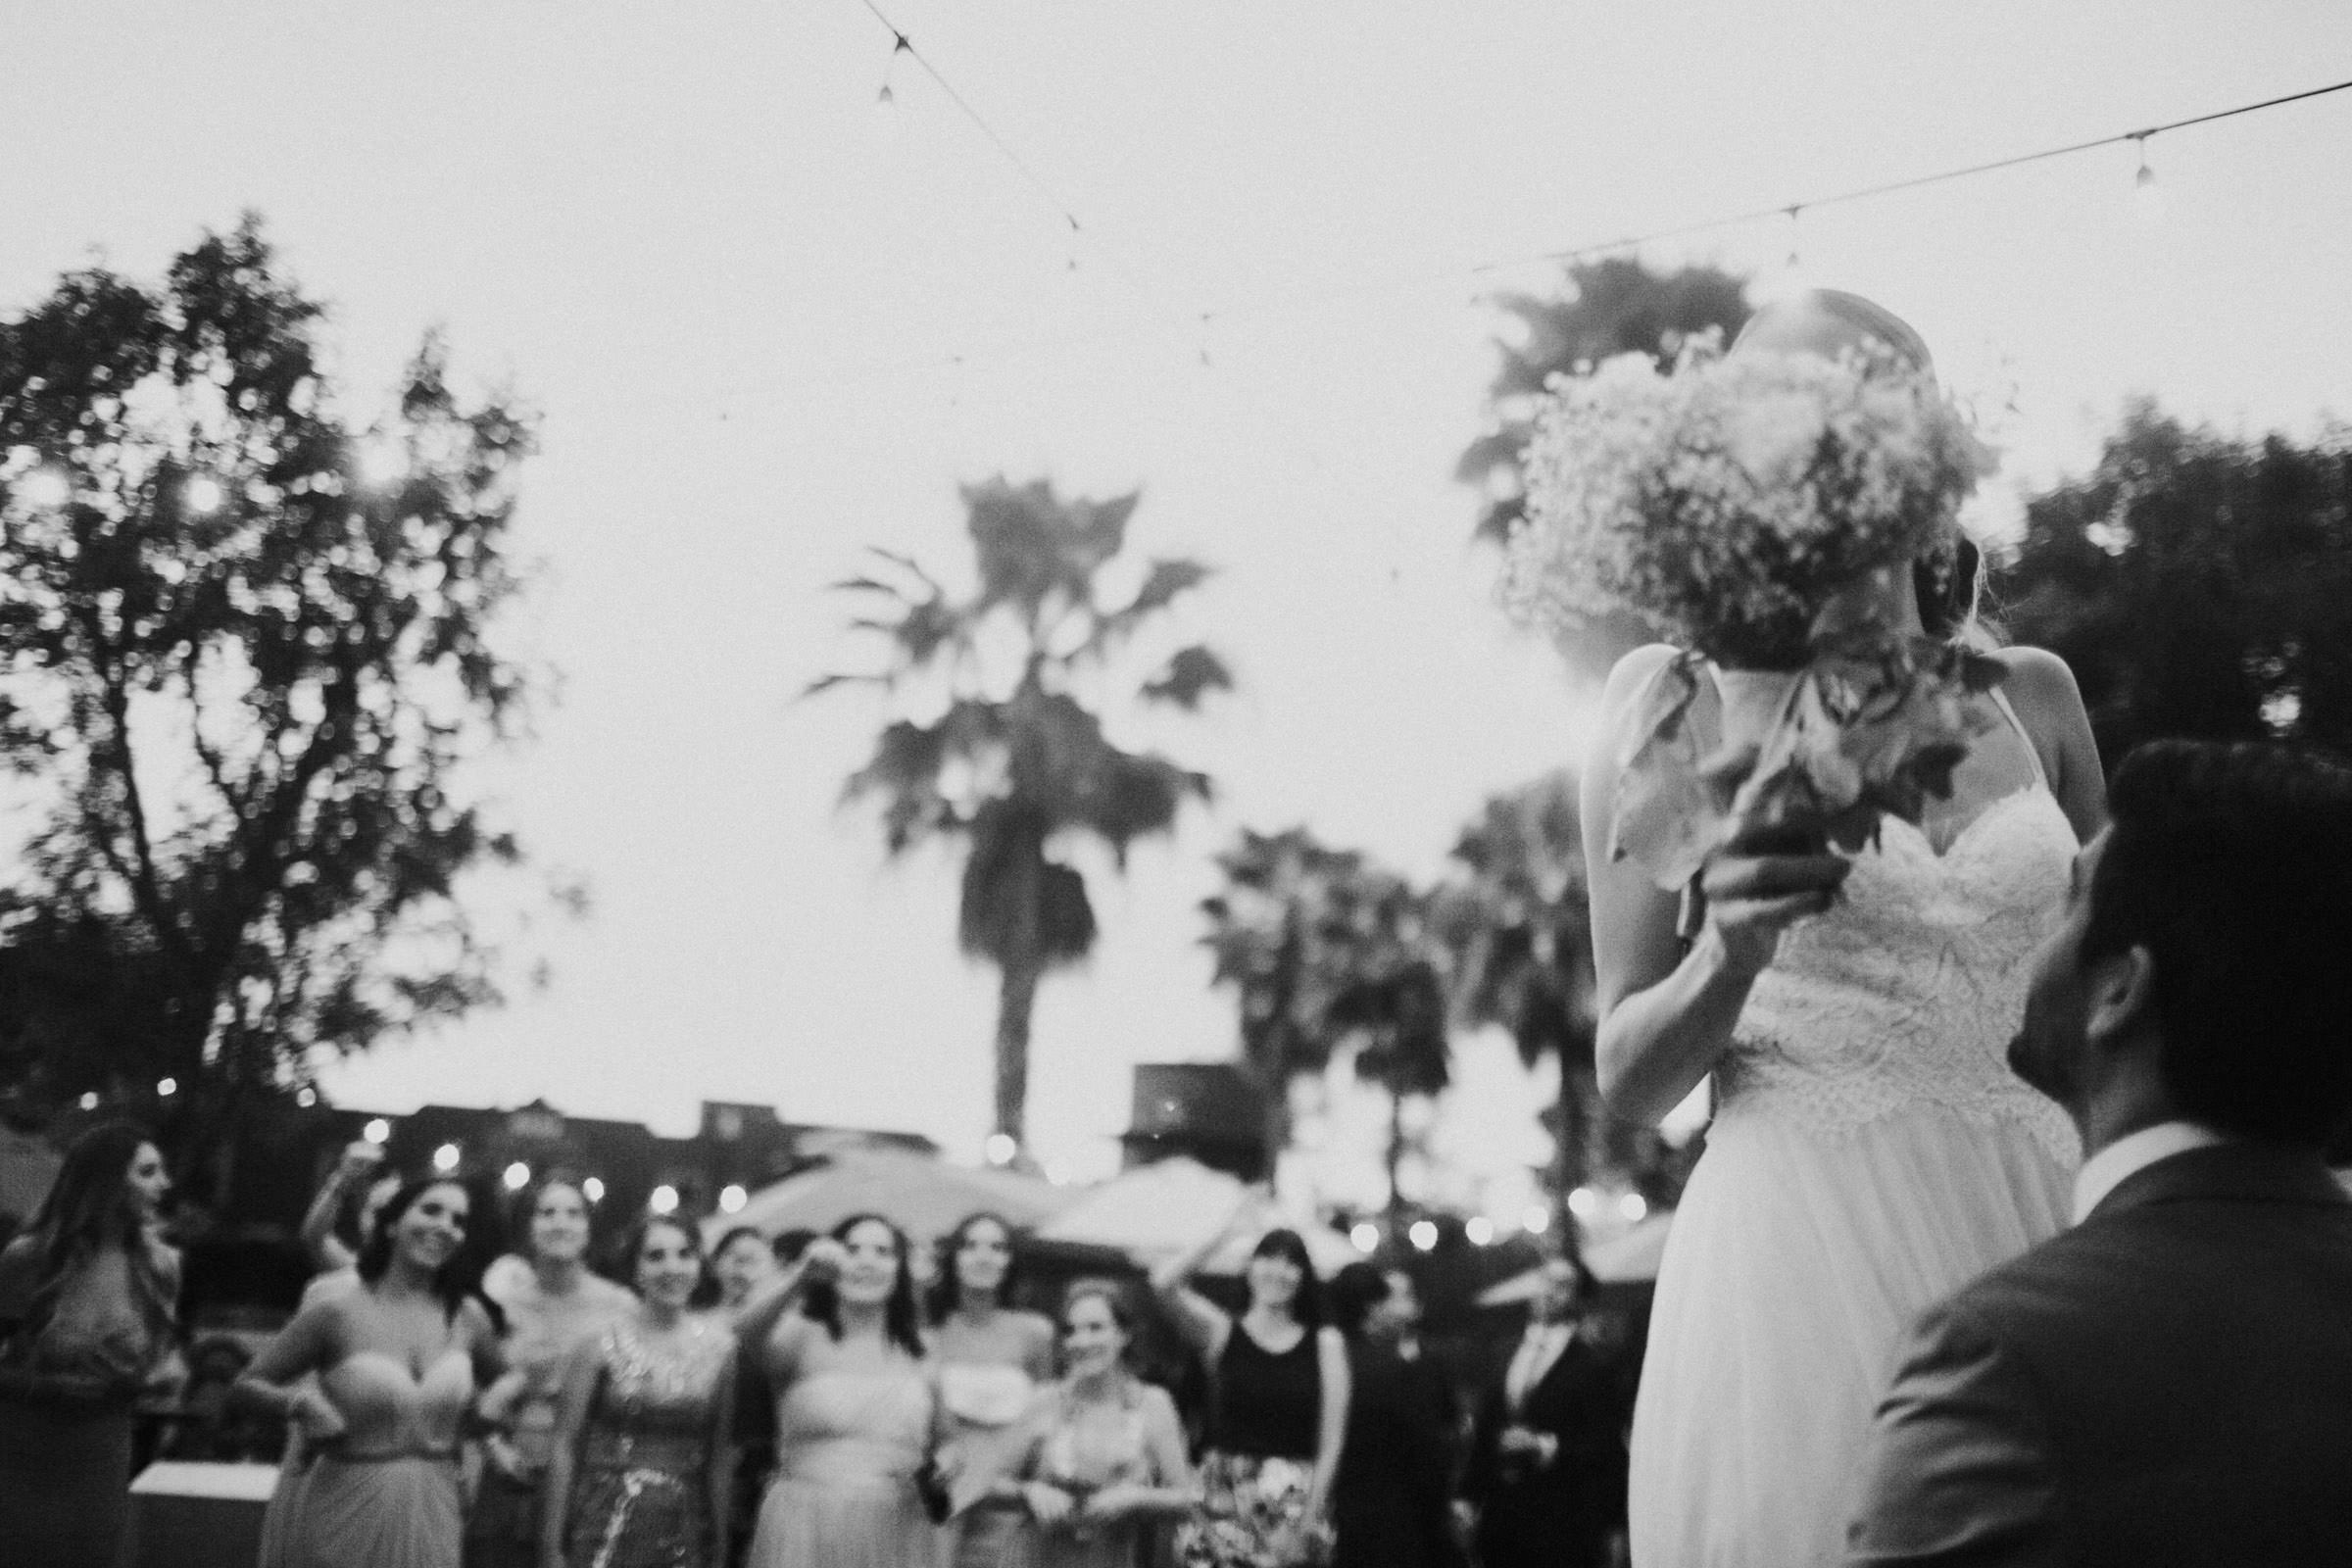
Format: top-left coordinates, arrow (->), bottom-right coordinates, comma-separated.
1758,206 -> 1810,302
876,34 -> 908,112
2131,134 -> 2166,223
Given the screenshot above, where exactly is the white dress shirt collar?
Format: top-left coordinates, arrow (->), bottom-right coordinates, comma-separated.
2071,1119 -> 2227,1225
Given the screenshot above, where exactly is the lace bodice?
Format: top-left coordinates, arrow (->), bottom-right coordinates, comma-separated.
1720,784 -> 2079,1159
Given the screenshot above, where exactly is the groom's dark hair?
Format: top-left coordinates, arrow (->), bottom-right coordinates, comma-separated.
2084,739 -> 2352,1148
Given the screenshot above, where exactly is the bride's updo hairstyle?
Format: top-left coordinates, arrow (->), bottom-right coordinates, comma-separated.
1730,289 -> 1984,643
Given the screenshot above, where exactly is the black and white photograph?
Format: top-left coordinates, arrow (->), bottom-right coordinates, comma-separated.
4,6 -> 2351,1566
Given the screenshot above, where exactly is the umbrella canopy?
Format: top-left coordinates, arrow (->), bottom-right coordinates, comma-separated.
1034,1156 -> 1358,1275
1476,1209 -> 1675,1304
704,1147 -> 1077,1248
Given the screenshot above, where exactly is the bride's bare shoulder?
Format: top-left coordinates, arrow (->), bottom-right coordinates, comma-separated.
1989,645 -> 2105,833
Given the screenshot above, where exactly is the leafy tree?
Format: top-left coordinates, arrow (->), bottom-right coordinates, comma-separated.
813,477 -> 1229,1152
1200,827 -> 1450,1210
1997,404 -> 2352,766
1434,771 -> 1700,1218
1457,257 -> 1752,546
0,219 -> 543,1174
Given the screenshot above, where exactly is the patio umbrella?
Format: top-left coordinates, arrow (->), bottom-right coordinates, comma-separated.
704,1147 -> 1078,1248
1034,1156 -> 1357,1275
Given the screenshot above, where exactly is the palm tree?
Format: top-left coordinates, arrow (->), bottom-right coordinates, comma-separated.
810,477 -> 1230,1152
1432,772 -> 1600,1214
1200,827 -> 1450,1209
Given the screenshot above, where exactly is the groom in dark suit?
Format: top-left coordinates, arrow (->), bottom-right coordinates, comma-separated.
1847,739 -> 2352,1566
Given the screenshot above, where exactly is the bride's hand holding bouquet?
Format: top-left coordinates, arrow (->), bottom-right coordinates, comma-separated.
1504,306 -> 2000,934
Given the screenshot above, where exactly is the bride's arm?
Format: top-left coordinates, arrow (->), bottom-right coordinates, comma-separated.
1587,647 -> 1852,1126
1994,647 -> 2106,844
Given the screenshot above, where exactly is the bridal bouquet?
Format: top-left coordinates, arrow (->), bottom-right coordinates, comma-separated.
1502,338 -> 2002,890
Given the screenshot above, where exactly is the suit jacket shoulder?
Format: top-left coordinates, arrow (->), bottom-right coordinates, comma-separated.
1852,1145 -> 2352,1567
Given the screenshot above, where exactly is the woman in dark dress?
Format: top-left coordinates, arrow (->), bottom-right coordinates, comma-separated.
1152,1221 -> 1349,1568
0,1122 -> 179,1568
1323,1266 -> 1462,1568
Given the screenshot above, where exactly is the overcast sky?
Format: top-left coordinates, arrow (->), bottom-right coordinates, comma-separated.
7,4 -> 2349,1199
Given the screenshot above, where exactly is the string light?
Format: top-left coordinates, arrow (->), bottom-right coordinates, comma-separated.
1407,1219 -> 1440,1251
983,1132 -> 1018,1166
719,1183 -> 748,1213
583,1176 -> 606,1202
432,1142 -> 462,1172
649,1184 -> 679,1215
363,1117 -> 391,1145
2131,132 -> 2166,223
156,1077 -> 177,1098
1349,1221 -> 1380,1253
876,33 -> 907,111
788,72 -> 2350,393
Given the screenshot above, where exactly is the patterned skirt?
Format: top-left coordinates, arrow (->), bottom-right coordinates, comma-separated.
1175,1451 -> 1328,1568
564,1434 -> 714,1568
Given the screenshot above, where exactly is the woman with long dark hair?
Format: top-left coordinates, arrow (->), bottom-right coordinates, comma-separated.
236,1174 -> 507,1568
471,1168 -> 637,1568
1323,1265 -> 1461,1568
540,1213 -> 737,1568
261,1159 -> 410,1568
1153,1217 -> 1349,1568
992,1279 -> 1196,1568
929,1210 -> 1054,1568
0,1121 -> 178,1567
737,1211 -> 943,1568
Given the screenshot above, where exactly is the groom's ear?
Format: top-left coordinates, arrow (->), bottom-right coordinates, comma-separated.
2084,943 -> 2158,1051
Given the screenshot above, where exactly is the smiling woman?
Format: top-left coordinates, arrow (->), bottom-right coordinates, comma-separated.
541,1215 -> 738,1568
234,1175 -> 508,1568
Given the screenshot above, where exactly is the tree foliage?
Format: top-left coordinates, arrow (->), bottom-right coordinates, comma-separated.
1200,827 -> 1449,1203
1433,771 -> 1702,1214
815,476 -> 1227,1149
1997,404 -> 2352,767
0,218 -> 541,1116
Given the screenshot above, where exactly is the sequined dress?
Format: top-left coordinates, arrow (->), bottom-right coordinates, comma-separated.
1627,690 -> 2081,1568
562,1314 -> 737,1568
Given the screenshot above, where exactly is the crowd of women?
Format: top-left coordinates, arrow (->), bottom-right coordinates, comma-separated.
1,1120 -> 1609,1568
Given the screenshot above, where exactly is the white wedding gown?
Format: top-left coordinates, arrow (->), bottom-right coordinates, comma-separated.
1628,691 -> 2079,1568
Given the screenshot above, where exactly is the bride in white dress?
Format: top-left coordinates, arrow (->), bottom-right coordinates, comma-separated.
1583,293 -> 2108,1567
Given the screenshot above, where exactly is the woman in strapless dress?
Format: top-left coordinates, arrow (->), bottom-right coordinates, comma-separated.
237,1175 -> 507,1568
1584,294 -> 2110,1568
737,1213 -> 943,1568
928,1211 -> 1055,1568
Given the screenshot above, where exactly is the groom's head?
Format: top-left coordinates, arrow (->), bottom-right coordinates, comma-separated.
2009,739 -> 2352,1152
